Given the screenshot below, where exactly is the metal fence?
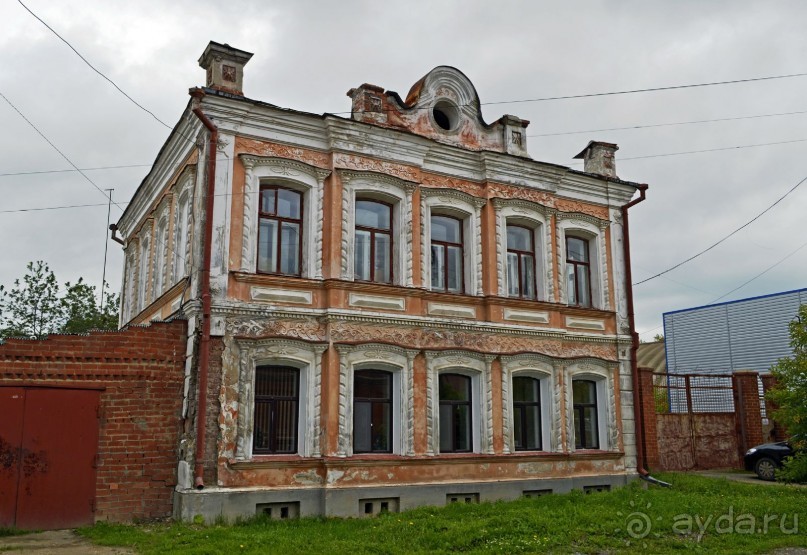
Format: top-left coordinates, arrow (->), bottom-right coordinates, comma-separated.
653,373 -> 735,414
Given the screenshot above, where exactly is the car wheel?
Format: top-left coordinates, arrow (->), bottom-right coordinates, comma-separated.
754,457 -> 778,481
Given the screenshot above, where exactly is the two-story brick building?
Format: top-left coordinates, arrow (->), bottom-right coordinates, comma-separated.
116,41 -> 649,520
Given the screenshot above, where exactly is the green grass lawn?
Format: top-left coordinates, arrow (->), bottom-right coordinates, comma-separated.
79,473 -> 806,554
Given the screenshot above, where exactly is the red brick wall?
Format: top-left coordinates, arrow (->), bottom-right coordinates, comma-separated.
0,320 -> 187,522
733,371 -> 764,453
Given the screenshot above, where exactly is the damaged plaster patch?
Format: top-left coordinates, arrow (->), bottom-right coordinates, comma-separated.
293,469 -> 323,485
326,470 -> 345,485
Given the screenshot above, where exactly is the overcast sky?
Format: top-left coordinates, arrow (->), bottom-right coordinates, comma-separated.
2,0 -> 806,337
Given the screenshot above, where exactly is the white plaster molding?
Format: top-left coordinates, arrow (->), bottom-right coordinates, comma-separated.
500,353 -> 557,453
335,343 -> 419,457
238,155 -> 331,278
565,316 -> 606,331
556,216 -> 608,310
427,302 -> 477,319
348,292 -> 406,311
564,360 -> 618,452
503,308 -> 550,324
250,286 -> 312,305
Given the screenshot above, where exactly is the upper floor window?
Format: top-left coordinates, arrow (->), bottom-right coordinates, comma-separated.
438,373 -> 472,453
566,236 -> 592,307
253,366 -> 299,454
138,236 -> 151,311
353,370 -> 393,453
354,200 -> 393,283
512,376 -> 541,451
506,225 -> 536,299
172,192 -> 190,283
572,379 -> 599,450
154,217 -> 168,298
430,215 -> 464,294
258,186 -> 302,275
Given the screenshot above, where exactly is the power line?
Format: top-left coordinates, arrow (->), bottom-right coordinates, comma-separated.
618,138 -> 807,162
0,201 -> 128,214
529,108 -> 807,138
0,164 -> 153,178
633,172 -> 807,286
17,0 -> 176,134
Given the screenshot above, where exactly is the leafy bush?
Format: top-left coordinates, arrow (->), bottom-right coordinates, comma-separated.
776,452 -> 807,483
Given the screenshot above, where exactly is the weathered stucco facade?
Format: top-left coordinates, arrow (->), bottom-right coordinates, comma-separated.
116,41 -> 646,520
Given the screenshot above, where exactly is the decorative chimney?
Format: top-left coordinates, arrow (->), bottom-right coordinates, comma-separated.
574,141 -> 619,178
198,41 -> 253,96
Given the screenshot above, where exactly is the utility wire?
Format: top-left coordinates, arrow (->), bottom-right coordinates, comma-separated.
529,108 -> 807,138
633,173 -> 807,286
0,201 -> 128,214
618,138 -> 807,162
0,164 -> 153,178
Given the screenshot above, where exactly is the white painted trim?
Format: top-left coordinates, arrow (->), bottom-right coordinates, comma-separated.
565,360 -> 618,452
503,308 -> 550,324
250,286 -> 312,305
493,199 -> 551,301
427,302 -> 477,319
565,316 -> 606,331
348,293 -> 406,311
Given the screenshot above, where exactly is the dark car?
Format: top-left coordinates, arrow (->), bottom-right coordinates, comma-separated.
744,440 -> 795,481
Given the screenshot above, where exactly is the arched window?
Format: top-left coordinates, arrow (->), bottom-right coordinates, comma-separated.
512,376 -> 541,451
258,186 -> 303,275
353,370 -> 393,453
154,218 -> 168,297
253,366 -> 300,454
572,379 -> 599,449
354,200 -> 393,283
438,373 -> 472,452
137,236 -> 151,311
506,225 -> 536,299
173,192 -> 189,283
566,236 -> 592,307
430,215 -> 464,293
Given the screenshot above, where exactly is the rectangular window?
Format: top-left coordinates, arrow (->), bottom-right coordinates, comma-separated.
353,370 -> 393,453
438,373 -> 472,453
506,225 -> 536,299
430,215 -> 464,293
572,379 -> 599,450
258,186 -> 302,276
354,200 -> 393,283
512,376 -> 541,451
566,236 -> 591,307
253,366 -> 299,454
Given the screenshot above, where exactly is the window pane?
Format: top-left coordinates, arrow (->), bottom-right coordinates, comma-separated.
256,367 -> 298,397
253,401 -> 271,451
275,399 -> 298,453
454,404 -> 471,452
356,200 -> 391,229
513,377 -> 539,402
440,374 -> 470,401
506,253 -> 520,296
277,188 -> 301,219
573,380 -> 596,404
280,223 -> 300,274
354,401 -> 372,453
582,406 -> 598,449
354,229 -> 371,280
507,225 -> 531,251
371,402 -> 391,452
355,370 -> 391,400
524,405 -> 541,450
260,189 -> 276,214
431,216 -> 461,243
567,264 -> 577,305
567,237 -> 588,262
447,246 -> 463,293
374,233 -> 391,283
431,245 -> 445,291
513,406 -> 524,449
258,219 -> 278,273
522,254 -> 536,299
439,404 -> 453,452
577,265 -> 591,307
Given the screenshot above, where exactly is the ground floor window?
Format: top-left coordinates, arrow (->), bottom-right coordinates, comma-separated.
572,379 -> 599,449
353,369 -> 393,453
438,373 -> 472,453
253,366 -> 299,454
513,376 -> 542,451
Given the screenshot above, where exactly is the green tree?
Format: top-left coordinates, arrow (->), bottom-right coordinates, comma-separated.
0,261 -> 120,340
766,304 -> 807,482
0,261 -> 62,339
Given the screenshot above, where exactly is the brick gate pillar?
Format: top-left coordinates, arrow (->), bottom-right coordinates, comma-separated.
760,375 -> 786,442
732,370 -> 764,458
637,367 -> 660,470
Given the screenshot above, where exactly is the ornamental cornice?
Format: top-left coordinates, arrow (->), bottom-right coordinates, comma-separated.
424,350 -> 496,364
555,210 -> 610,230
491,198 -> 551,214
335,342 -> 419,359
238,154 -> 331,182
337,169 -> 417,192
499,352 -> 557,367
420,186 -> 486,209
234,336 -> 328,354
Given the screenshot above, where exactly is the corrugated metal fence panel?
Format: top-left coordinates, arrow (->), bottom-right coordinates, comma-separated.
727,292 -> 802,372
665,305 -> 733,373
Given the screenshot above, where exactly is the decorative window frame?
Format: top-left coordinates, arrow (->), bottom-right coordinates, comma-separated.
493,199 -> 553,301
239,155 -> 331,279
136,223 -> 153,312
420,188 -> 486,295
556,212 -> 610,309
122,248 -> 137,323
499,353 -> 560,454
338,170 -> 416,286
564,360 -> 619,452
152,200 -> 171,299
425,350 -> 495,455
171,170 -> 194,284
335,343 -> 418,457
233,338 -> 327,460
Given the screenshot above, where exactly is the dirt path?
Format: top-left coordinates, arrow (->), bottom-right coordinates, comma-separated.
0,530 -> 135,554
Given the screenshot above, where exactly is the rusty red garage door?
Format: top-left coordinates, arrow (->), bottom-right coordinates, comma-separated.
0,387 -> 100,530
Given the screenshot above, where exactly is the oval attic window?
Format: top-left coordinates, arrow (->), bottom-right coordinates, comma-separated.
432,100 -> 459,131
